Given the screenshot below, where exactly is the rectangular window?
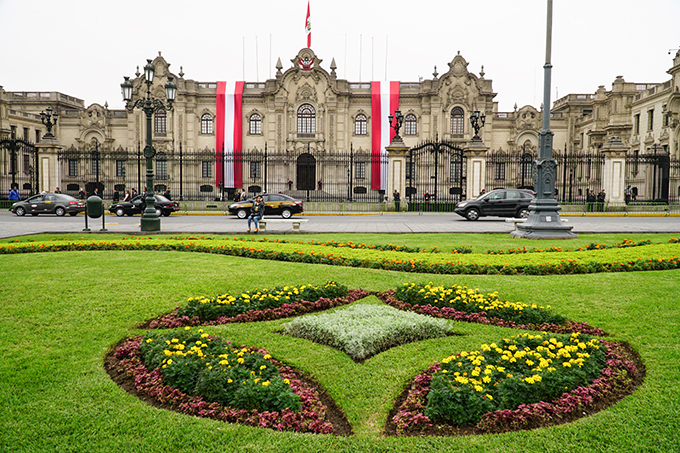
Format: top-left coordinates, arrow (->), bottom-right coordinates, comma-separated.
648,109 -> 654,131
450,161 -> 462,180
202,161 -> 213,178
35,130 -> 41,143
23,128 -> 29,140
23,154 -> 29,173
116,160 -> 126,177
92,158 -> 101,175
250,161 -> 261,179
634,114 -> 640,134
10,125 -> 17,139
495,162 -> 506,180
355,162 -> 366,179
68,159 -> 78,177
156,160 -> 168,179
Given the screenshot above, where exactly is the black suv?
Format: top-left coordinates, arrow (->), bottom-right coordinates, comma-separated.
454,189 -> 535,221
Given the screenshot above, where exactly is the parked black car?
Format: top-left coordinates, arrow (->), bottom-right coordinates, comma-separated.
11,193 -> 86,217
109,194 -> 180,217
454,189 -> 535,221
228,193 -> 303,219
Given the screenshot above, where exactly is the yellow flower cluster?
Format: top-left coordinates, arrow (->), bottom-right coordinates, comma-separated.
437,332 -> 600,395
400,282 -> 550,313
188,282 -> 337,307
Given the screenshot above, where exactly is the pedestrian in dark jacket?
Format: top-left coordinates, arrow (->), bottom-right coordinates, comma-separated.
247,195 -> 265,233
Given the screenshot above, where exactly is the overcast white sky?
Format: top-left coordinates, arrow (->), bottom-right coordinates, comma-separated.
1,0 -> 678,112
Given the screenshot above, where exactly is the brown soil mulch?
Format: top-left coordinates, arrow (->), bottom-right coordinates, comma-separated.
104,338 -> 352,436
384,342 -> 646,437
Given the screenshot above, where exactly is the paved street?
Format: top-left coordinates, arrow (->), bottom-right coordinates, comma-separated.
1,211 -> 679,238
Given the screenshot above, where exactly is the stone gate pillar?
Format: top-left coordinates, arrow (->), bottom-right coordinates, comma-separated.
386,137 -> 409,205
35,136 -> 63,193
464,138 -> 489,200
600,136 -> 628,203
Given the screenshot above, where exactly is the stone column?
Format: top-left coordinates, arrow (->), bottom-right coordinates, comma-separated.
385,137 -> 409,206
599,136 -> 628,203
35,137 -> 63,193
464,138 -> 489,200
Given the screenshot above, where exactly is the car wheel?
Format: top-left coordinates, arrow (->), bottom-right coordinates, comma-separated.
237,209 -> 247,219
15,206 -> 25,216
281,208 -> 292,219
115,208 -> 126,217
155,208 -> 162,217
163,211 -> 171,217
126,212 -> 134,216
55,207 -> 66,217
69,212 -> 78,216
465,208 -> 480,221
518,208 -> 530,219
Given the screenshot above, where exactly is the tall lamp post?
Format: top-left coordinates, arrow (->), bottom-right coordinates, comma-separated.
511,0 -> 576,239
121,59 -> 177,232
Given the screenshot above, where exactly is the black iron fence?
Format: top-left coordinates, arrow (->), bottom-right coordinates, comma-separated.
1,140 -> 679,204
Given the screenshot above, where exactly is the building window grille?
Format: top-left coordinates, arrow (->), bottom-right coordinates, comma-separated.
249,113 -> 262,135
354,114 -> 367,135
202,161 -> 212,178
355,161 -> 366,179
648,109 -> 654,131
451,107 -> 464,135
250,161 -> 262,179
156,153 -> 168,180
404,114 -> 417,135
297,104 -> 315,134
200,114 -> 213,134
68,159 -> 78,177
495,162 -> 506,180
450,160 -> 462,180
154,108 -> 167,134
116,160 -> 126,177
405,162 -> 415,180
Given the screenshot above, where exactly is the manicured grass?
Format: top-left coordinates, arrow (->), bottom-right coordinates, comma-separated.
0,233 -> 679,452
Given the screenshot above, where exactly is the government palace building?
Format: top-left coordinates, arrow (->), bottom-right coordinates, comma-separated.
2,47 -> 679,205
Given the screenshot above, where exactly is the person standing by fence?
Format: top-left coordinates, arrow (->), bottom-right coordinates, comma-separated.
8,184 -> 20,202
393,190 -> 400,212
586,189 -> 596,212
596,189 -> 606,212
624,185 -> 632,205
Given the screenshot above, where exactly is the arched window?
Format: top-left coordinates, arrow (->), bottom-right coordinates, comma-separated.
249,113 -> 262,135
404,114 -> 417,135
354,114 -> 367,135
200,114 -> 213,134
451,107 -> 464,135
154,108 -> 167,134
297,104 -> 315,134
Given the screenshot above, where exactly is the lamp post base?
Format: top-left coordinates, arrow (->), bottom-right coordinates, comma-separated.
140,216 -> 161,232
510,199 -> 578,239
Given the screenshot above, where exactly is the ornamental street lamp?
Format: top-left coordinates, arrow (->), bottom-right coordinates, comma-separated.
469,110 -> 486,141
121,59 -> 177,231
40,106 -> 59,139
388,110 -> 404,142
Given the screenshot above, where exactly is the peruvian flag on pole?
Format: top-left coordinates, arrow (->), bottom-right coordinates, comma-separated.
216,81 -> 244,189
305,1 -> 311,48
371,81 -> 399,191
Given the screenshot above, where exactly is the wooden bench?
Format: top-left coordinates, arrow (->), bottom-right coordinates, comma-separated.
505,217 -> 569,230
258,218 -> 309,232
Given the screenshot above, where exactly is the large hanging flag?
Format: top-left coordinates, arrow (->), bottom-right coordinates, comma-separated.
216,81 -> 244,189
305,1 -> 311,48
371,81 -> 399,191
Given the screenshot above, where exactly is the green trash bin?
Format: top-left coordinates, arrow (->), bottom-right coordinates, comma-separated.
87,195 -> 103,218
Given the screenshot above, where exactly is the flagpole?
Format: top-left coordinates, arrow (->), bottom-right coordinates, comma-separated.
256,35 -> 259,82
359,34 -> 362,83
384,36 -> 388,81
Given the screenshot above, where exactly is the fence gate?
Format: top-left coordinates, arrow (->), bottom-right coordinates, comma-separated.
407,140 -> 466,202
1,138 -> 38,197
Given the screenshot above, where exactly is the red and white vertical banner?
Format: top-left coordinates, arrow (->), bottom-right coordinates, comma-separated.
305,1 -> 312,48
216,81 -> 244,189
371,81 -> 399,191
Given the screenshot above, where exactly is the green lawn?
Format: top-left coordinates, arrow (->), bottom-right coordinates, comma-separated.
1,233 -> 678,452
